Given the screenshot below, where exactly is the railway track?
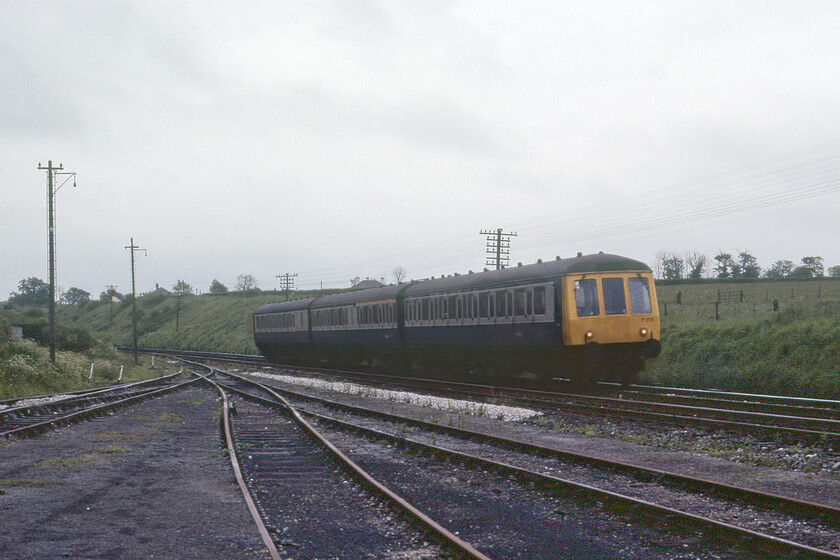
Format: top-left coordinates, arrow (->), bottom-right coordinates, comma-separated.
197,362 -> 840,559
136,348 -> 840,442
0,371 -> 188,438
192,361 -> 486,560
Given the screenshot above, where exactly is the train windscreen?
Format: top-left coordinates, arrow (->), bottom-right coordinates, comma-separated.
574,279 -> 599,316
602,278 -> 627,315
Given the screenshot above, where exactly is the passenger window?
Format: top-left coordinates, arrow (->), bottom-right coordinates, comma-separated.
514,288 -> 527,316
629,277 -> 652,314
534,286 -> 546,315
603,278 -> 627,315
574,279 -> 600,317
479,293 -> 489,318
496,291 -> 507,317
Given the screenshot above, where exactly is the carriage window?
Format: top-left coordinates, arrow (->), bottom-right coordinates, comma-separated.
479,293 -> 489,318
574,279 -> 599,317
629,277 -> 652,314
602,278 -> 627,315
514,288 -> 527,316
496,290 -> 507,317
534,286 -> 546,315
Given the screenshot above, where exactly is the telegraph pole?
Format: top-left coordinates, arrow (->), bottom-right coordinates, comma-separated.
125,238 -> 146,364
38,161 -> 76,364
276,273 -> 298,301
480,228 -> 517,270
106,285 -> 118,326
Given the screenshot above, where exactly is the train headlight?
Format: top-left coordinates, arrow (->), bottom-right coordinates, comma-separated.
639,327 -> 649,337
585,330 -> 595,340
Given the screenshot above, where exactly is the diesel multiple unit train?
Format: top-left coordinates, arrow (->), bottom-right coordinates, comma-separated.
253,253 -> 661,385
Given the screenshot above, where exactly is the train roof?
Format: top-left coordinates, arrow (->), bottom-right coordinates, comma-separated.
253,253 -> 650,315
309,284 -> 405,309
402,253 -> 650,297
253,297 -> 317,315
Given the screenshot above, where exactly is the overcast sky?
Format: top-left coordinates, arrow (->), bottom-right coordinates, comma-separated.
3,1 -> 840,299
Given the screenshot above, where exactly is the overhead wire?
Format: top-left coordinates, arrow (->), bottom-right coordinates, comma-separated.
291,141 -> 840,289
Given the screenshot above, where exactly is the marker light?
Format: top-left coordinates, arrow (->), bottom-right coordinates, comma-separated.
640,327 -> 649,337
585,330 -> 595,339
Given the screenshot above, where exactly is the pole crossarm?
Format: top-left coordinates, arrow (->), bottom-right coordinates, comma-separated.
479,228 -> 517,270
276,273 -> 298,301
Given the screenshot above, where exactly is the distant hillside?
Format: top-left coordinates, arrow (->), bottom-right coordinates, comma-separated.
55,290 -> 328,354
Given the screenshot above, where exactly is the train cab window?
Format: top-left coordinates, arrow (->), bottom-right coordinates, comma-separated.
629,277 -> 653,314
602,278 -> 627,315
574,279 -> 600,317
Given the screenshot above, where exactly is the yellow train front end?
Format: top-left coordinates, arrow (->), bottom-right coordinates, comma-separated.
561,270 -> 661,383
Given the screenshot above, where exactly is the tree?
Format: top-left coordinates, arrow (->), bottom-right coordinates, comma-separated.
209,279 -> 228,294
62,287 -> 90,305
8,277 -> 50,306
714,253 -> 736,279
392,266 -> 407,284
235,274 -> 259,291
828,265 -> 840,278
685,252 -> 707,279
654,251 -> 684,280
790,266 -> 815,279
764,260 -> 794,279
172,279 -> 193,296
800,256 -> 824,278
662,254 -> 684,280
737,251 -> 760,279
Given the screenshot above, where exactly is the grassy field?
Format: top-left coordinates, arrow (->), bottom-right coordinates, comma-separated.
3,278 -> 839,399
648,278 -> 840,398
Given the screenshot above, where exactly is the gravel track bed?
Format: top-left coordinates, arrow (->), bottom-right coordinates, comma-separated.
302,398 -> 840,553
243,371 -> 840,551
245,372 -> 840,504
0,386 -> 269,560
313,419 -> 740,559
231,397 -> 452,559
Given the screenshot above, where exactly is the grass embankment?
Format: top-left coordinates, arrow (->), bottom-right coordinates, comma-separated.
0,314 -> 167,399
55,291 -> 312,353
650,279 -> 840,398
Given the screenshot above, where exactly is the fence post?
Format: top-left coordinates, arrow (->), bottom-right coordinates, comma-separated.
715,301 -> 720,320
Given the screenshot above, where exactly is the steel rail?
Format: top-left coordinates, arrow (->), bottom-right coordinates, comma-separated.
128,348 -> 840,439
199,367 -> 492,560
0,370 -> 183,413
1,377 -> 196,439
196,373 -> 283,560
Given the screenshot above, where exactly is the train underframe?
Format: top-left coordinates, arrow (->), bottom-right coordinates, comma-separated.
257,341 -> 653,387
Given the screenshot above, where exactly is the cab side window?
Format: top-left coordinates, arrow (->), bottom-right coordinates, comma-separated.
629,277 -> 653,314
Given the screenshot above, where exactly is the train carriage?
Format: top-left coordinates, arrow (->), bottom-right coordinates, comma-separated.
253,253 -> 661,385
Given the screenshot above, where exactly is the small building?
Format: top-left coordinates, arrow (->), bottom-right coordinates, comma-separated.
352,278 -> 385,290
